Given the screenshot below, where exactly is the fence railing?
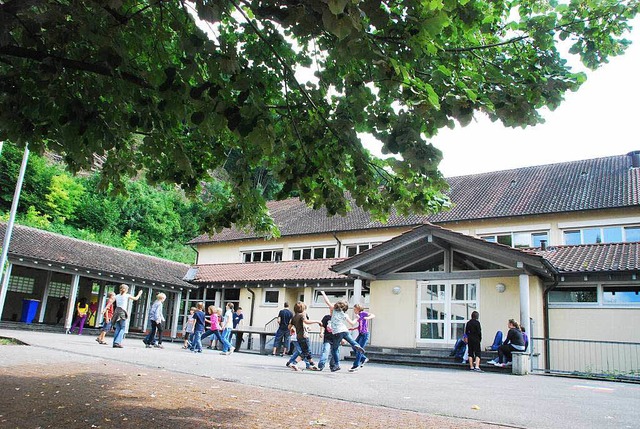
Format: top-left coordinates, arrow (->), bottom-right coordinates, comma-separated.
531,337 -> 640,381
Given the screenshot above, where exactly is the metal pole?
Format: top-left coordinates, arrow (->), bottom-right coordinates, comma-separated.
0,145 -> 29,286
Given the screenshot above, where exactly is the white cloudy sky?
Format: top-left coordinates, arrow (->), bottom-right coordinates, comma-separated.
364,22 -> 640,177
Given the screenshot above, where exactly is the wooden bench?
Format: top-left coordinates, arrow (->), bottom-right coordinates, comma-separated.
232,327 -> 276,355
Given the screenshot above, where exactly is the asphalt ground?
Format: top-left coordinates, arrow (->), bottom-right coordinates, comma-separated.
1,329 -> 638,429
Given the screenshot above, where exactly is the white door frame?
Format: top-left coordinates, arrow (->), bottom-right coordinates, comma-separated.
416,279 -> 479,345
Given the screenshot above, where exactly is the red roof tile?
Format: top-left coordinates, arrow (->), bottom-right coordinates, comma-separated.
188,153 -> 640,245
536,242 -> 640,273
192,259 -> 350,284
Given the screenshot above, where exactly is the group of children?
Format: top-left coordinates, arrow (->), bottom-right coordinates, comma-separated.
282,291 -> 375,373
91,285 -> 374,374
182,302 -> 236,354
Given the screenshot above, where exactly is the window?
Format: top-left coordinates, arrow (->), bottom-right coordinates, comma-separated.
8,276 -> 35,294
263,290 -> 280,305
48,281 -> 69,298
292,246 -> 336,260
345,243 -> 380,257
481,231 -> 548,248
625,226 -> 640,242
311,289 -> 370,306
549,287 -> 598,303
243,250 -> 283,263
563,225 -> 640,245
603,286 -> 640,304
563,230 -> 581,245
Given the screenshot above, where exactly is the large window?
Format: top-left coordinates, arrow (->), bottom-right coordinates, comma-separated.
563,225 -> 640,245
243,250 -> 283,262
312,289 -> 370,306
603,286 -> 640,304
549,287 -> 598,303
292,246 -> 336,260
417,280 -> 478,343
48,281 -> 69,298
481,231 -> 548,248
345,243 -> 381,257
549,285 -> 639,306
8,276 -> 35,294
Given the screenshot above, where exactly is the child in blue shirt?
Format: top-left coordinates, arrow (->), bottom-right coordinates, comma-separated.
189,302 -> 206,353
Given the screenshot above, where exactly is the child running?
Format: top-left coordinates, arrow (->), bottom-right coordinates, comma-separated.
189,302 -> 206,353
201,305 -> 234,355
95,292 -> 116,345
288,301 -> 322,371
320,291 -> 365,372
182,307 -> 196,349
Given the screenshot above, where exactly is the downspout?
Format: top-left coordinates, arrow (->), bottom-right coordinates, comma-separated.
190,245 -> 200,265
332,233 -> 342,257
541,259 -> 559,374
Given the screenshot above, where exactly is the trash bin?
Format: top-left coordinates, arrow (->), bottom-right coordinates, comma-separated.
20,299 -> 40,324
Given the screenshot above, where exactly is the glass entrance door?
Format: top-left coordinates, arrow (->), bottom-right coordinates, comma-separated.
417,280 -> 478,344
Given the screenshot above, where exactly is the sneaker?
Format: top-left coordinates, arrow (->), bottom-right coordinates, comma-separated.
290,364 -> 300,372
474,367 -> 483,372
309,366 -> 320,371
469,367 -> 476,371
285,362 -> 292,367
330,367 -> 341,372
349,367 -> 359,372
229,346 -> 235,354
505,361 -> 512,366
492,361 -> 502,367
145,344 -> 152,348
487,359 -> 498,365
154,344 -> 164,349
113,344 -> 123,348
360,358 -> 370,368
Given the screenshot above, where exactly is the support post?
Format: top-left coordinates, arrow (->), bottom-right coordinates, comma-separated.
124,285 -> 135,335
171,290 -> 182,339
37,271 -> 53,323
352,278 -> 363,306
0,262 -> 13,319
142,287 -> 153,333
64,275 -> 80,330
519,273 -> 530,350
95,281 -> 106,327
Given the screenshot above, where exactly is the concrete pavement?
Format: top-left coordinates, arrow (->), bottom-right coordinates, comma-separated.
1,329 -> 638,428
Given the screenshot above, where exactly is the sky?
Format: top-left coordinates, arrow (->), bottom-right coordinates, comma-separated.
364,22 -> 640,177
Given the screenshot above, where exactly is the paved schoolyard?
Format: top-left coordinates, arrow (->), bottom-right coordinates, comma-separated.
0,329 -> 638,428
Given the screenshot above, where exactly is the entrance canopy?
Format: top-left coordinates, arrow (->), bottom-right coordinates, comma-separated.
331,223 -> 557,281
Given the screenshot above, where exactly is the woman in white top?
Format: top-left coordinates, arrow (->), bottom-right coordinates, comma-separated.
112,284 -> 142,348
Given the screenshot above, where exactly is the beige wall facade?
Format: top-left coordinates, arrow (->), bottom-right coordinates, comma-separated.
549,308 -> 640,342
441,208 -> 640,247
196,227 -> 416,265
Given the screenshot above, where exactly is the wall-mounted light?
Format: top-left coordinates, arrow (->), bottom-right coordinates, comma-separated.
392,286 -> 401,295
495,283 -> 506,293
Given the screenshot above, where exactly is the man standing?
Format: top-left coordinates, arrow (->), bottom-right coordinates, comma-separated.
271,302 -> 293,356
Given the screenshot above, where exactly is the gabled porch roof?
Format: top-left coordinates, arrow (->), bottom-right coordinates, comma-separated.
331,223 -> 557,281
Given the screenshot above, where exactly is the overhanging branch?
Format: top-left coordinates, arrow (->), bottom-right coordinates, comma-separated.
0,45 -> 152,89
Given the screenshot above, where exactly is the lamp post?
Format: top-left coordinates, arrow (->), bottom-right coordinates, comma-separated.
0,145 -> 30,288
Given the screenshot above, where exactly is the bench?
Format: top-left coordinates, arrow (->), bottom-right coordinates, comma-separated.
232,327 -> 276,355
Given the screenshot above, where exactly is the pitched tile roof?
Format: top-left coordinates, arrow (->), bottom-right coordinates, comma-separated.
2,223 -> 194,289
188,153 -> 640,245
535,242 -> 640,273
429,153 -> 640,223
191,259 -> 350,285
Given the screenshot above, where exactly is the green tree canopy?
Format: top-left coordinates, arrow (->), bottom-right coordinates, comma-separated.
1,0 -> 637,235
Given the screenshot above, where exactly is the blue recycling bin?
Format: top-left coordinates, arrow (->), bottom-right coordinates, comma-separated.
20,299 -> 40,324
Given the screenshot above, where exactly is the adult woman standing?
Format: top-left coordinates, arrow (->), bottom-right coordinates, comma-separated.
112,284 -> 142,348
465,311 -> 482,371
